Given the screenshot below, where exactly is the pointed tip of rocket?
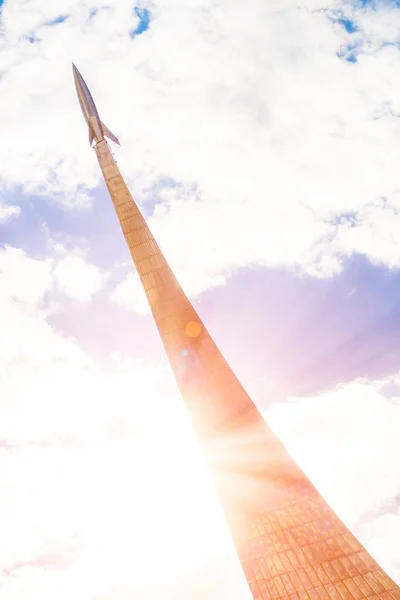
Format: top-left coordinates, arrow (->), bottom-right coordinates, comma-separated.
72,63 -> 83,79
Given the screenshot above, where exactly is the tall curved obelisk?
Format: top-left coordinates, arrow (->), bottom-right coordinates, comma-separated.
73,64 -> 400,600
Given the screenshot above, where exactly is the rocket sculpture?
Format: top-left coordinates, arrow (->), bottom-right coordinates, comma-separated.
73,64 -> 400,600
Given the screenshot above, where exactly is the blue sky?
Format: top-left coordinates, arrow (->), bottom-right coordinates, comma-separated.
130,7 -> 151,37
4,182 -> 400,401
1,0 -> 400,597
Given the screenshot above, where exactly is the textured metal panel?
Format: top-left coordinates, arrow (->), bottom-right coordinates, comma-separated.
93,139 -> 399,600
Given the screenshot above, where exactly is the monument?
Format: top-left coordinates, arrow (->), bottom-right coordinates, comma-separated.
73,63 -> 400,600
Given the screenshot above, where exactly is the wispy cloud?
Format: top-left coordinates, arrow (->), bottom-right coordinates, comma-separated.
1,0 -> 400,596
0,201 -> 20,223
1,0 -> 400,288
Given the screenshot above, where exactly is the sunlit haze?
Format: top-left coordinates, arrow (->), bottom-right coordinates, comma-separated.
1,0 -> 400,598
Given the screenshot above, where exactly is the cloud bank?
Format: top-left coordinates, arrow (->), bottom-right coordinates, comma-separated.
1,0 -> 400,596
1,0 -> 400,300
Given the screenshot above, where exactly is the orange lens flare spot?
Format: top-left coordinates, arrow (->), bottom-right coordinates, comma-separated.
185,321 -> 202,338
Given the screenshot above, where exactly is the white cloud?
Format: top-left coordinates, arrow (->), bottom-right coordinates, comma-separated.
53,254 -> 108,302
1,0 -> 400,284
0,245 -> 108,308
0,246 -> 53,307
111,270 -> 151,315
1,245 -> 400,594
0,201 -> 20,222
1,1 -> 400,594
111,258 -> 226,316
0,243 -> 248,599
333,198 -> 400,268
266,375 -> 400,583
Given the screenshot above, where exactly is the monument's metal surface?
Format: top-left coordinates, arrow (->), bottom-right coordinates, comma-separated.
73,63 -> 120,147
73,64 -> 400,600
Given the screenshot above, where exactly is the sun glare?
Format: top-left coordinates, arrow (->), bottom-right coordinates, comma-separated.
46,370 -> 237,589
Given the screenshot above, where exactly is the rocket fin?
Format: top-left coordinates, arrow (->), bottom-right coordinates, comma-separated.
101,121 -> 120,146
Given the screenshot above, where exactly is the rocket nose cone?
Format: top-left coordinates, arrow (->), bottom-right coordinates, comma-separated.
72,63 -> 85,83
72,64 -> 85,94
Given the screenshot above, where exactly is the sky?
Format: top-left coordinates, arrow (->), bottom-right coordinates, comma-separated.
0,0 -> 400,597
